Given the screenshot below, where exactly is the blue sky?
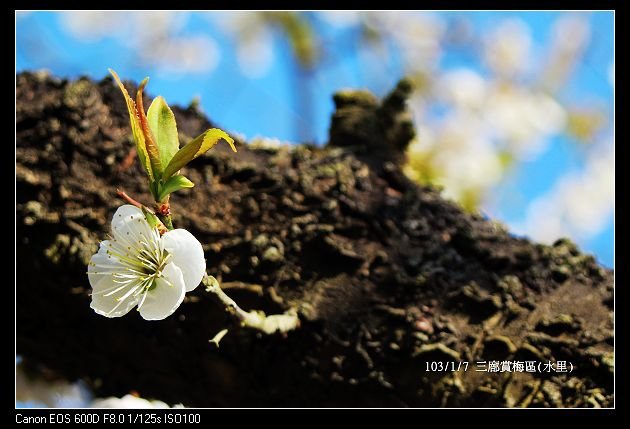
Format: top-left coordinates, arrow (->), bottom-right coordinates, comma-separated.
16,11 -> 614,267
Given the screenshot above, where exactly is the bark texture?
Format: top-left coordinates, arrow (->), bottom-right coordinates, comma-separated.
16,71 -> 614,407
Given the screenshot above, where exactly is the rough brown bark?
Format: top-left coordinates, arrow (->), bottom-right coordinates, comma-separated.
16,71 -> 614,407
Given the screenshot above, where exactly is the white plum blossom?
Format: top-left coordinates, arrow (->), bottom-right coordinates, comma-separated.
437,68 -> 487,109
60,12 -> 220,75
91,394 -> 184,408
16,362 -> 87,407
319,11 -> 360,28
514,143 -> 614,243
88,205 -> 205,321
484,18 -> 532,77
368,12 -> 445,72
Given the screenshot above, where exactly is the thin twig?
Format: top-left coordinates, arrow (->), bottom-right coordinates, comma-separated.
116,188 -> 145,209
202,274 -> 300,335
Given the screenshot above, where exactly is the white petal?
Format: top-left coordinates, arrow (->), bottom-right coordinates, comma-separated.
90,275 -> 140,318
110,204 -> 157,247
88,239 -> 141,318
162,229 -> 205,291
87,241 -> 124,290
96,239 -> 112,256
111,205 -> 144,230
138,263 -> 186,321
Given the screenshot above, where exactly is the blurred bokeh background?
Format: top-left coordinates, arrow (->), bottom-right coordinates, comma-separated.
16,10 -> 614,407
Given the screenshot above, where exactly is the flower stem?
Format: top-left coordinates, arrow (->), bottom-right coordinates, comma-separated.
202,274 -> 300,335
156,201 -> 173,230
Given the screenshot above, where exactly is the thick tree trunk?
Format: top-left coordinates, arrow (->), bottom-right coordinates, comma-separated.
16,71 -> 613,407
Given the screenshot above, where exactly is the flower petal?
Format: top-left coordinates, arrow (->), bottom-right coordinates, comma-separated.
162,229 -> 205,291
87,241 -> 125,290
111,205 -> 144,230
88,239 -> 142,318
90,274 -> 140,318
111,204 -> 157,247
138,263 -> 186,321
89,246 -> 137,284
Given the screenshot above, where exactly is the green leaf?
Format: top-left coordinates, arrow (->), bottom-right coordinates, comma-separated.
162,128 -> 236,179
147,96 -> 180,168
157,174 -> 195,202
135,78 -> 163,177
108,68 -> 153,181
